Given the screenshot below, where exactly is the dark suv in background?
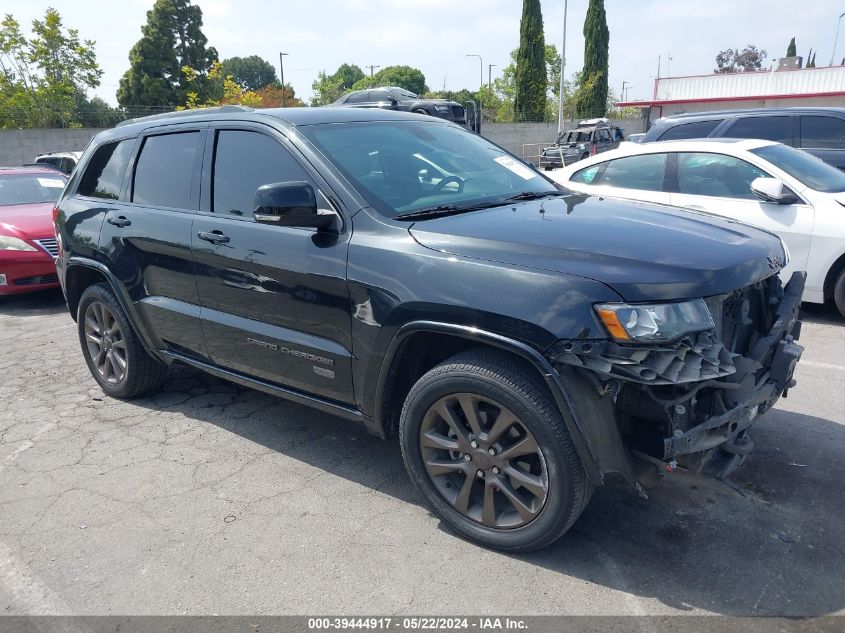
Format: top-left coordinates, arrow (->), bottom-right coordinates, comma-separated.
55,105 -> 803,552
330,86 -> 466,126
643,107 -> 845,170
539,118 -> 625,170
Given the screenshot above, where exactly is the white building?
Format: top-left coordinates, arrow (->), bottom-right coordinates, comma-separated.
618,65 -> 845,124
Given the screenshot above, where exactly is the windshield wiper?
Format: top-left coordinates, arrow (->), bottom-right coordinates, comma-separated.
503,190 -> 568,202
394,202 -> 493,221
394,191 -> 569,222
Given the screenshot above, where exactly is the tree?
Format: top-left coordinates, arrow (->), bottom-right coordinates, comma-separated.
807,49 -> 816,68
178,61 -> 262,110
715,45 -> 767,74
514,0 -> 547,121
352,65 -> 428,94
0,9 -> 102,128
254,83 -> 304,107
220,55 -> 276,91
117,0 -> 217,107
578,0 -> 609,118
787,37 -> 796,58
310,63 -> 365,106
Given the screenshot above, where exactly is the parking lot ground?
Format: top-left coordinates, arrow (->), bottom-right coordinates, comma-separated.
0,290 -> 843,616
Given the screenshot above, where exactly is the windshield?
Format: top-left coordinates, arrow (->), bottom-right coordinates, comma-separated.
302,121 -> 559,218
0,173 -> 67,206
750,144 -> 845,193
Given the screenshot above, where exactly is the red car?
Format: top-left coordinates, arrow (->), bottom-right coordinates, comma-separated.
0,166 -> 67,295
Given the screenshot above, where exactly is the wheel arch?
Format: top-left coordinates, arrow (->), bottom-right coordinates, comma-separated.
64,257 -> 166,362
374,321 -> 602,483
823,250 -> 845,302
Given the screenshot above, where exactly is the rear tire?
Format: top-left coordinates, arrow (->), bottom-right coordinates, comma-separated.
399,349 -> 591,552
835,269 -> 845,319
77,283 -> 167,398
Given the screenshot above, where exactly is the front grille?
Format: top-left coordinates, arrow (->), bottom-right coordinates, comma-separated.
34,238 -> 59,258
451,105 -> 465,118
708,277 -> 779,355
13,273 -> 58,286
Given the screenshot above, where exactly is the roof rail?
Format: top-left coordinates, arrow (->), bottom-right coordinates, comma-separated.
116,104 -> 255,128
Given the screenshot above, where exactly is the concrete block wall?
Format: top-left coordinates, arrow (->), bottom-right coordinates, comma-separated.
0,128 -> 106,167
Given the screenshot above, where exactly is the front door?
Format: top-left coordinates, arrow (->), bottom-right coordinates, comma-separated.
668,152 -> 814,281
192,126 -> 354,404
98,127 -> 208,358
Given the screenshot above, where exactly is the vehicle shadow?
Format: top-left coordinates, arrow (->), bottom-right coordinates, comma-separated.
132,365 -> 845,616
0,288 -> 67,317
800,302 -> 843,326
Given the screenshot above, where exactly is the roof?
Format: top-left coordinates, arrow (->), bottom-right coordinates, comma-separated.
617,64 -> 845,107
555,138 -> 778,173
0,165 -> 70,176
114,104 -> 432,133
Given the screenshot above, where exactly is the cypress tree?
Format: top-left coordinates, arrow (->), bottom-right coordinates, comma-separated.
117,0 -> 217,107
579,0 -> 609,118
514,0 -> 547,122
786,37 -> 796,57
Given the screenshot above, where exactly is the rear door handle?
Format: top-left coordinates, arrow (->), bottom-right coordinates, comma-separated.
107,216 -> 131,228
197,230 -> 230,244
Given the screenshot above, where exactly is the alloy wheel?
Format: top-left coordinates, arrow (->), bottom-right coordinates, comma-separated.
83,301 -> 128,385
419,393 -> 548,529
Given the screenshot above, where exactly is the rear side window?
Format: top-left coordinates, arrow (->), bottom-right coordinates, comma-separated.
212,130 -> 310,219
346,91 -> 370,104
597,154 -> 667,191
726,116 -> 792,144
676,152 -> 768,199
800,116 -> 845,149
132,132 -> 200,209
78,140 -> 134,200
658,119 -> 721,141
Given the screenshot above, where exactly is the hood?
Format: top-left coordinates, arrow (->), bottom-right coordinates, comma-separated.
0,202 -> 56,241
408,195 -> 785,302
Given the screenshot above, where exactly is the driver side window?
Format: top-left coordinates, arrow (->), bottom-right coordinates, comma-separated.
212,130 -> 312,220
676,153 -> 769,200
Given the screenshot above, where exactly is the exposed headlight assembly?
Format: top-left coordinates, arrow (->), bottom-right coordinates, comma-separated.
595,298 -> 714,342
0,236 -> 38,252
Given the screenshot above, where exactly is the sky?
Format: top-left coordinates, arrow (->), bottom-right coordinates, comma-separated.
3,0 -> 842,106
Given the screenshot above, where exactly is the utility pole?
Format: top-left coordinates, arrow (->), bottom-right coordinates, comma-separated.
365,64 -> 380,78
621,81 -> 631,102
279,52 -> 289,107
466,54 -> 483,132
557,0 -> 568,134
657,53 -> 661,79
831,12 -> 845,66
666,53 -> 673,78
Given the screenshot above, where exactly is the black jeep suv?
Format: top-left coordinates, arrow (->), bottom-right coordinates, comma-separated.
55,105 -> 804,552
330,86 -> 466,126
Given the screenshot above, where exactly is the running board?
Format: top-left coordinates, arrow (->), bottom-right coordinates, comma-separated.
159,350 -> 364,423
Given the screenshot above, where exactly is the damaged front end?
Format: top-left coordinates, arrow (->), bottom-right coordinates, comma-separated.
549,271 -> 806,485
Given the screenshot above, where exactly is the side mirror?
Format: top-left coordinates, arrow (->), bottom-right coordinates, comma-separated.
750,177 -> 799,205
253,182 -> 334,229
389,98 -> 399,108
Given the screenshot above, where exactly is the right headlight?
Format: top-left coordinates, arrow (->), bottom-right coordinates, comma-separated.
0,235 -> 38,252
594,298 -> 714,343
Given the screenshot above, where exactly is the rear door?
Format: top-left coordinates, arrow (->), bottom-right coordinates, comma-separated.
668,151 -> 813,280
722,115 -> 795,145
798,114 -> 845,170
565,153 -> 672,205
192,124 -> 355,404
99,126 -> 208,358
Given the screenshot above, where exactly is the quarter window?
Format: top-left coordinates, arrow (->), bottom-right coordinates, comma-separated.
78,140 -> 134,200
658,120 -> 720,141
132,132 -> 200,208
676,152 -> 768,199
212,130 -> 310,219
597,154 -> 667,191
726,116 -> 792,144
570,164 -> 602,184
800,116 -> 845,149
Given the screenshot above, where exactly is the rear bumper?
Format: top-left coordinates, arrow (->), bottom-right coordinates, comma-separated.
0,253 -> 59,294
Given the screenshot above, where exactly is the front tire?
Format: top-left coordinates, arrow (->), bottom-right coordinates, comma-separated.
399,349 -> 591,552
835,269 -> 845,319
77,283 -> 167,398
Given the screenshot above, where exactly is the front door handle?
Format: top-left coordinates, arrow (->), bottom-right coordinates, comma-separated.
197,230 -> 230,244
107,216 -> 131,228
